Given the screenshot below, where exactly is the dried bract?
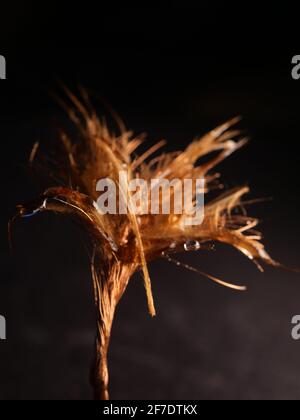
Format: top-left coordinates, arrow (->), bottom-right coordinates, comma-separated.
16,92 -> 280,399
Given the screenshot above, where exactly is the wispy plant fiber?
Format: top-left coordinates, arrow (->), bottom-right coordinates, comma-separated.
16,91 -> 281,399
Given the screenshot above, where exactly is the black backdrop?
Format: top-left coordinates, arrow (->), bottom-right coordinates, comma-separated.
0,4 -> 300,400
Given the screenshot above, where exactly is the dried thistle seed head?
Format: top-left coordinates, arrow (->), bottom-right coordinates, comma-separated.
18,91 -> 280,317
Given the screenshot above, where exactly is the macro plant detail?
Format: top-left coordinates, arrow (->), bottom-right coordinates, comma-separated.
13,91 -> 282,400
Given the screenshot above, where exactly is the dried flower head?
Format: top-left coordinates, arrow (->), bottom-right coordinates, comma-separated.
14,90 -> 282,400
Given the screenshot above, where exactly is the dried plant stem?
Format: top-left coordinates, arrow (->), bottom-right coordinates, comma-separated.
91,257 -> 136,400
93,330 -> 111,401
17,93 -> 285,399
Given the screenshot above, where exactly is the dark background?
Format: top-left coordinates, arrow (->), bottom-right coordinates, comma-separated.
0,3 -> 300,400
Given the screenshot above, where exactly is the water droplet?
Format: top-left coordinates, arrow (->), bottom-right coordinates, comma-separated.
184,240 -> 201,252
169,242 -> 177,250
109,240 -> 119,252
93,201 -> 104,215
41,199 -> 48,209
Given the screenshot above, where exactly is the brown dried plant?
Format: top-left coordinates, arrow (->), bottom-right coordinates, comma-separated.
14,91 -> 282,400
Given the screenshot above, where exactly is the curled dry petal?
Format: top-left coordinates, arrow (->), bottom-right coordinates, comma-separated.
14,91 -> 284,400
18,93 -> 279,317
